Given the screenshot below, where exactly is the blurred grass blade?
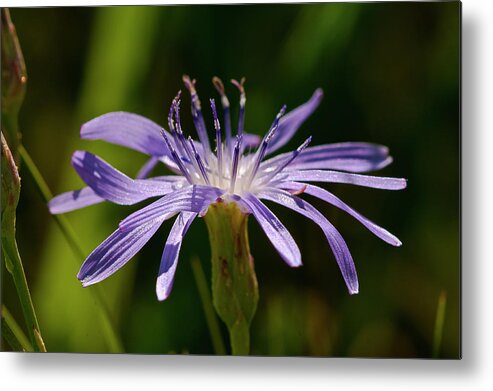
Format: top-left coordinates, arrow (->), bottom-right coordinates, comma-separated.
1,305 -> 34,352
280,3 -> 359,78
1,8 -> 26,163
432,290 -> 447,358
33,6 -> 161,352
18,145 -> 124,353
191,256 -> 226,355
1,134 -> 45,351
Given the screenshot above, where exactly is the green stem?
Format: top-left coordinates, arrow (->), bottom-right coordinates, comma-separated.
2,232 -> 45,352
432,290 -> 447,358
191,256 -> 227,355
1,304 -> 34,352
18,145 -> 124,353
204,202 -> 259,355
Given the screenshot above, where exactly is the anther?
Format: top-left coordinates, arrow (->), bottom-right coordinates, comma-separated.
231,77 -> 246,136
213,76 -> 232,144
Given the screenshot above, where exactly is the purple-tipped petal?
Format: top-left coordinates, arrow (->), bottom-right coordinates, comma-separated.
243,133 -> 261,148
80,112 -> 171,157
72,151 -> 184,205
279,182 -> 402,246
136,156 -> 160,179
78,219 -> 164,286
262,142 -> 392,173
156,212 -> 197,301
266,89 -> 323,154
258,188 -> 358,294
279,169 -> 407,190
119,185 -> 224,232
242,193 -> 302,268
48,187 -> 104,214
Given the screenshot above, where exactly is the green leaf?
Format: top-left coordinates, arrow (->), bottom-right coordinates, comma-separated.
1,305 -> 34,352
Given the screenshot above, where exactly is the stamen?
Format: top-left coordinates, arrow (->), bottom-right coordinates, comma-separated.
188,137 -> 210,185
289,184 -> 308,196
174,98 -> 195,165
183,75 -> 211,158
258,136 -> 313,186
160,129 -> 193,183
229,134 -> 243,193
210,98 -> 223,186
168,92 -> 186,158
231,77 -> 246,135
246,105 -> 286,186
213,76 -> 232,144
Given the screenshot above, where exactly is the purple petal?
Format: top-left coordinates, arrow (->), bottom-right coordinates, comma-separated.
262,142 -> 392,173
156,212 -> 197,301
119,185 -> 223,232
136,156 -> 160,179
242,193 -> 302,267
72,151 -> 184,205
78,219 -> 164,286
258,188 -> 358,294
279,182 -> 402,246
80,112 -> 171,157
266,89 -> 323,154
278,169 -> 407,190
48,187 -> 104,214
243,133 -> 261,148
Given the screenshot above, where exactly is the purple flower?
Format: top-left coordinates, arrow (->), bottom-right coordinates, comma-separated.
49,75 -> 406,300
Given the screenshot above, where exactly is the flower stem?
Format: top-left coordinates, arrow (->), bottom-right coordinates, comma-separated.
18,145 -> 124,353
204,202 -> 259,355
190,256 -> 227,355
2,135 -> 45,352
2,305 -> 34,352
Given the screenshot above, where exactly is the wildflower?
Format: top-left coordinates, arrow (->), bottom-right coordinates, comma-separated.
49,75 -> 406,301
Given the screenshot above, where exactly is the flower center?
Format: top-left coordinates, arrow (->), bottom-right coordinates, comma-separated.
160,76 -> 312,198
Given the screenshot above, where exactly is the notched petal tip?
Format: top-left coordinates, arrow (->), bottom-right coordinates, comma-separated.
349,287 -> 359,295
290,259 -> 303,268
79,277 -> 92,288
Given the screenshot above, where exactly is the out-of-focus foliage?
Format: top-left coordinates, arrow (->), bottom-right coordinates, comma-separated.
2,3 -> 460,357
1,9 -> 27,162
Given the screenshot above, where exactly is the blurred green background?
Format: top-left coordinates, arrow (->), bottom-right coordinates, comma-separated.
2,2 -> 460,357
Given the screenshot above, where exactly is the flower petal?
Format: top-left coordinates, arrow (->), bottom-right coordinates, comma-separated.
278,169 -> 407,190
258,188 -> 358,294
266,89 -> 323,154
279,182 -> 402,246
262,142 -> 392,173
119,185 -> 224,232
242,193 -> 302,267
136,156 -> 160,179
78,218 -> 165,286
243,133 -> 261,148
72,150 -> 184,205
156,212 -> 197,301
48,187 -> 104,214
80,112 -> 171,157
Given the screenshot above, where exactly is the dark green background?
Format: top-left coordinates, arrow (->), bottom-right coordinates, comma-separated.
3,2 -> 460,357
